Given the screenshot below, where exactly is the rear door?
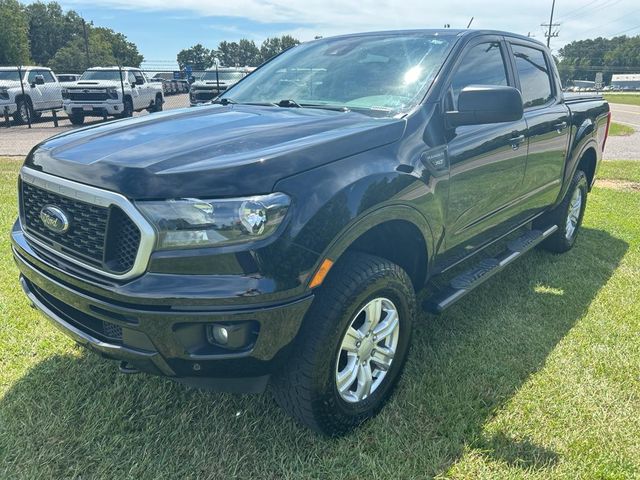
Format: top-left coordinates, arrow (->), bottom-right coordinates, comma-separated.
508,41 -> 570,211
444,36 -> 529,251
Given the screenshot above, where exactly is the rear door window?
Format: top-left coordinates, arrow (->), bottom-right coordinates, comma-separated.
511,44 -> 554,109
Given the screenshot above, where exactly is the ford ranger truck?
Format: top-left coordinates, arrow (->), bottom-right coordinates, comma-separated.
12,30 -> 610,436
0,66 -> 63,124
62,67 -> 164,125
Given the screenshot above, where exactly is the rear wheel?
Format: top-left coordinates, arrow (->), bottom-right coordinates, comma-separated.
153,94 -> 163,112
536,169 -> 588,253
272,252 -> 416,436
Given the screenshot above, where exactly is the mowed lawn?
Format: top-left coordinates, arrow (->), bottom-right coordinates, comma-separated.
1,157 -> 639,479
604,93 -> 640,107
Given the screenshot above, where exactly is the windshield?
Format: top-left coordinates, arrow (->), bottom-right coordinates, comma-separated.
221,33 -> 454,115
80,70 -> 123,81
202,71 -> 246,82
0,71 -> 21,82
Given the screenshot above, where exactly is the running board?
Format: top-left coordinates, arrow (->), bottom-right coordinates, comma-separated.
423,225 -> 558,313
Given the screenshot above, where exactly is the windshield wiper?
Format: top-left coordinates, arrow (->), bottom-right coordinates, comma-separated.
299,103 -> 351,112
213,98 -> 236,105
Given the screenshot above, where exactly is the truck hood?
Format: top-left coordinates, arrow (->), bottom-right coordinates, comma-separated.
0,80 -> 22,89
26,104 -> 406,199
66,80 -> 126,89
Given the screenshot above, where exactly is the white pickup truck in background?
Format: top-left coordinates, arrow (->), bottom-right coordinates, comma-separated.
0,66 -> 63,124
62,67 -> 164,125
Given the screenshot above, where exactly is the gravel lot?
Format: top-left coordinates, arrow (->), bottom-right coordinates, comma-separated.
1,95 -> 638,159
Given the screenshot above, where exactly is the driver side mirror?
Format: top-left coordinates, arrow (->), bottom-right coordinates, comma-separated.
31,74 -> 45,87
136,78 -> 144,85
445,85 -> 523,128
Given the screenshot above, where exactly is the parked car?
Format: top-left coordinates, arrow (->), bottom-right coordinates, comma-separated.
57,73 -> 81,84
0,66 -> 63,124
61,66 -> 164,125
175,79 -> 190,93
189,67 -> 250,105
12,30 -> 610,436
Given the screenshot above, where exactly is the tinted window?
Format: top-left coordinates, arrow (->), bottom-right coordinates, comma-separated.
511,44 -> 553,108
40,70 -> 55,83
450,42 -> 508,108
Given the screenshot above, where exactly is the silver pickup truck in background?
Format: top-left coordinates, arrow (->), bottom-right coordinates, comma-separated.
0,66 -> 63,124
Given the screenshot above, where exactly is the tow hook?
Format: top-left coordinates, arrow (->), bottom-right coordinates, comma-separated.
119,361 -> 140,374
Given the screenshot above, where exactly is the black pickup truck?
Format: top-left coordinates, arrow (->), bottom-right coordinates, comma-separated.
12,29 -> 610,436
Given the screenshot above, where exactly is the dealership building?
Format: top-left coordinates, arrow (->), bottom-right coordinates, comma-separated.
611,74 -> 640,89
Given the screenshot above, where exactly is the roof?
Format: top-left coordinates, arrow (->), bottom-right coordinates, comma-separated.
0,66 -> 53,70
309,29 -> 546,48
85,66 -> 139,71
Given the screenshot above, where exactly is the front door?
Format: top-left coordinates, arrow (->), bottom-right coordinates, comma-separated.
444,38 -> 528,252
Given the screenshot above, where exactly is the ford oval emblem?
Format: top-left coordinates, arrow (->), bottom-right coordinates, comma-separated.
40,205 -> 70,234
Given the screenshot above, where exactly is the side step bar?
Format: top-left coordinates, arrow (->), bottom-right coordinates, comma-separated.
423,225 -> 558,313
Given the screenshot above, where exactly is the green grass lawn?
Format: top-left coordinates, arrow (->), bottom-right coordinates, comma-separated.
609,122 -> 635,136
604,93 -> 640,106
1,157 -> 639,479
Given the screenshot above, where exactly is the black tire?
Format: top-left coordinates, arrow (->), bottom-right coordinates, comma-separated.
13,98 -> 32,125
120,98 -> 133,118
153,94 -> 163,112
271,252 -> 416,436
535,169 -> 588,253
69,112 -> 85,126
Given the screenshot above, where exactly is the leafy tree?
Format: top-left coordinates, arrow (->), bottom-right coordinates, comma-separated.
25,1 -> 83,66
48,26 -> 143,73
218,39 -> 261,67
260,35 -> 300,62
0,0 -> 31,65
177,44 -> 216,70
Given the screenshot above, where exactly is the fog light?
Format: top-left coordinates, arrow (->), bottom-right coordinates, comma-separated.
206,321 -> 259,350
211,325 -> 229,345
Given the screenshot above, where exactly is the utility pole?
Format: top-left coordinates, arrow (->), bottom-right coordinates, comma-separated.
541,0 -> 560,48
81,19 -> 90,68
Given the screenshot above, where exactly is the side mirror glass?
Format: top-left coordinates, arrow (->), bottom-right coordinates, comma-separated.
34,75 -> 45,85
445,85 -> 523,128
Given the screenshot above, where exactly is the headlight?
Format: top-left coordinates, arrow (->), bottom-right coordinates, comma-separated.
106,88 -> 119,99
136,193 -> 291,250
0,88 -> 9,100
61,88 -> 68,99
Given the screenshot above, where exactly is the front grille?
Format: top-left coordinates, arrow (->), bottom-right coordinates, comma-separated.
194,91 -> 217,101
21,180 -> 141,275
68,91 -> 108,101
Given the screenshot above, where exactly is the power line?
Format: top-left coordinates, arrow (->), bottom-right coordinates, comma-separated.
541,0 -> 559,47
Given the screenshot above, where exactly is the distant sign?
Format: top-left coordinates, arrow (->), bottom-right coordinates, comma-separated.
595,72 -> 604,89
185,65 -> 192,76
173,71 -> 181,80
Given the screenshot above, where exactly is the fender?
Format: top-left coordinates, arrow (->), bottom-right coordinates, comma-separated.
307,203 -> 435,285
556,118 -> 599,204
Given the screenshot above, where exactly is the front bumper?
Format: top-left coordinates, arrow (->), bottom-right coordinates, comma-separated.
64,100 -> 123,116
1,101 -> 17,115
12,224 -> 314,393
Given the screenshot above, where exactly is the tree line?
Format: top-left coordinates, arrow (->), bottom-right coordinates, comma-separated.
176,36 -> 300,70
0,0 -> 142,71
558,35 -> 640,84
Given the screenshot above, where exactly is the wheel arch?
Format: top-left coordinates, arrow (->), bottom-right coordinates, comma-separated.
318,205 -> 434,291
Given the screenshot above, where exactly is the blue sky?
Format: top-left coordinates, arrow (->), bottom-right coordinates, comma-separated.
27,0 -> 640,69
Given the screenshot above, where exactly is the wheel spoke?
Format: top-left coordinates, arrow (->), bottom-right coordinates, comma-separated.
364,298 -> 383,330
371,346 -> 394,371
336,357 -> 359,394
341,327 -> 363,353
356,361 -> 373,400
373,310 -> 398,342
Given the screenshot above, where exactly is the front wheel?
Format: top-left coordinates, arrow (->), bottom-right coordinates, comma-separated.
13,99 -> 32,125
535,169 -> 588,253
271,252 -> 416,436
119,98 -> 133,118
69,112 -> 85,125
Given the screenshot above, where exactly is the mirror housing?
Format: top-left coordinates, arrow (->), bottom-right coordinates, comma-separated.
445,85 -> 523,128
34,75 -> 45,86
136,78 -> 144,85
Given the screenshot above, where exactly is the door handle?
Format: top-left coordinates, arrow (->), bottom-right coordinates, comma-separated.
554,121 -> 568,133
509,134 -> 525,150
